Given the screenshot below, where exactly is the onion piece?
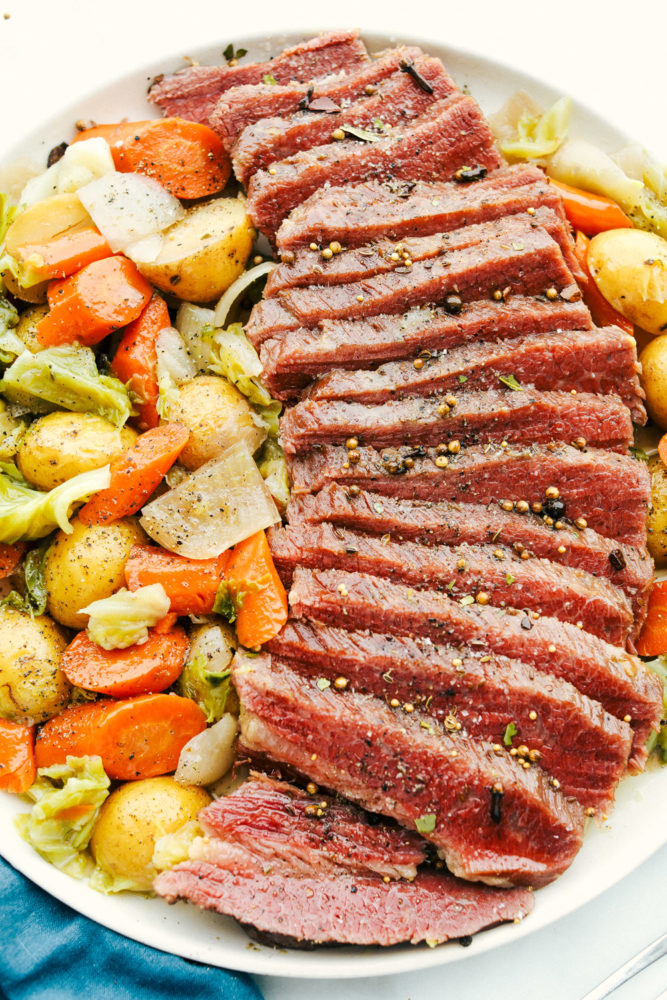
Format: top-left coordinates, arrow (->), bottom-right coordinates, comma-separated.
140,440 -> 280,558
175,303 -> 216,373
77,171 -> 185,252
175,713 -> 237,786
213,261 -> 276,327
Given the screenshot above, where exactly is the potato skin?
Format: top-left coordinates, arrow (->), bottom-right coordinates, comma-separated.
45,516 -> 146,629
133,198 -> 255,303
14,304 -> 49,352
0,606 -> 69,724
639,335 -> 667,430
169,375 -> 266,470
17,412 -> 137,490
90,776 -> 211,891
647,453 -> 667,567
588,229 -> 667,335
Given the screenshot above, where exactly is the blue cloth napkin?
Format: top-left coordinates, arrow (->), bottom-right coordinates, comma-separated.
0,857 -> 263,1000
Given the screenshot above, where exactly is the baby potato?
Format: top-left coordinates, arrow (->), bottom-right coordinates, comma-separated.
647,453 -> 667,567
14,304 -> 49,352
588,228 -> 667,335
90,776 -> 211,891
17,412 -> 137,491
130,198 -> 255,303
639,334 -> 667,430
0,606 -> 69,724
44,516 -> 146,629
169,374 -> 266,470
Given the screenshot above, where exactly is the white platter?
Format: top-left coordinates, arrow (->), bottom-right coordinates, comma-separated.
1,29 -> 666,980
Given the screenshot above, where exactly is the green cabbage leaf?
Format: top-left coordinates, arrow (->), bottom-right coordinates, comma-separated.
1,344 -> 132,425
498,95 -> 571,159
210,322 -> 273,407
82,583 -> 170,650
0,461 -> 110,544
15,755 -> 110,878
645,658 -> 667,763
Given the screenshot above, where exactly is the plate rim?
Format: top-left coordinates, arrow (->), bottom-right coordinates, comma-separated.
1,26 -> 665,980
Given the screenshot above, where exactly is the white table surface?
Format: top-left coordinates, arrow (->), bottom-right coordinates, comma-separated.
2,1 -> 666,998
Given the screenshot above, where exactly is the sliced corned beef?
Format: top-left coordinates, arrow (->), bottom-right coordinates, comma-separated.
267,621 -> 633,810
305,326 -> 646,423
233,651 -> 586,887
270,219 -> 576,325
257,297 -> 594,382
276,162 -> 549,247
210,45 -> 424,151
287,484 -> 652,616
287,443 -> 650,547
268,521 -> 634,645
231,55 -> 457,184
246,94 -> 502,238
280,389 -> 633,455
154,865 -> 534,946
149,30 -> 369,125
194,773 -> 426,879
265,207 -> 577,295
287,567 -> 662,767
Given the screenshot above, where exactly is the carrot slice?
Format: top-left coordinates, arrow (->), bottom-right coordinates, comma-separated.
224,530 -> 287,648
0,542 -> 26,578
636,581 -> 667,657
15,225 -> 111,283
550,178 -> 633,236
77,423 -> 190,525
0,719 -> 36,794
573,231 -> 635,335
111,294 -> 169,431
125,544 -> 229,615
36,256 -> 153,348
72,118 -> 231,199
61,625 -> 188,698
34,694 -> 206,780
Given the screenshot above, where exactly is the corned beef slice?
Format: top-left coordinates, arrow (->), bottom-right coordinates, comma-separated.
148,30 -> 369,125
231,55 -> 458,184
268,521 -> 634,645
233,651 -> 586,887
210,45 -> 424,152
287,484 -> 652,615
194,773 -> 426,879
154,865 -> 534,946
267,622 -> 633,810
280,389 -> 634,454
305,326 -> 646,423
272,233 -> 577,328
287,567 -> 662,768
265,208 -> 578,295
246,94 -> 502,237
257,297 -> 594,380
277,163 -> 553,248
288,443 -> 650,547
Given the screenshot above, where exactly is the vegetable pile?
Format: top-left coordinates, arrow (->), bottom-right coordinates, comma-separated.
0,115 -> 288,891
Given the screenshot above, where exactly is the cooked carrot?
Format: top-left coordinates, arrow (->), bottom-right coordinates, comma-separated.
61,625 -> 188,698
72,118 -> 231,199
0,719 -> 36,794
636,581 -> 667,656
77,423 -> 190,525
35,693 -> 206,780
111,294 -> 169,431
0,542 -> 26,578
36,256 -> 153,348
14,225 -> 111,283
225,530 -> 287,648
573,231 -> 634,335
125,544 -> 229,615
550,178 -> 633,236
153,611 -> 180,634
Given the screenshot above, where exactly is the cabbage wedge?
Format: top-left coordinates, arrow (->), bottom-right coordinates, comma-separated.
0,462 -> 110,544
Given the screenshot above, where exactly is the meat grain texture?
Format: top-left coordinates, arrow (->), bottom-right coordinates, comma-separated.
150,31 -> 662,950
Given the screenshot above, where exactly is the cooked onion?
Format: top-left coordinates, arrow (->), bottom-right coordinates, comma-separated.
213,261 -> 276,328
